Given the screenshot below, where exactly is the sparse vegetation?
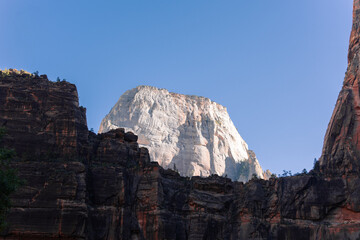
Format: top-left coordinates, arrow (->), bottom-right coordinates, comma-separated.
0,69 -> 11,76
279,170 -> 292,177
270,173 -> 277,179
32,71 -> 39,77
308,158 -> 321,174
313,158 -> 319,169
1,69 -> 31,77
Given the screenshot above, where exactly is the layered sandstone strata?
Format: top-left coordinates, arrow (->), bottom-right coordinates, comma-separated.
0,69 -> 88,159
99,85 -> 268,182
2,1 -> 360,237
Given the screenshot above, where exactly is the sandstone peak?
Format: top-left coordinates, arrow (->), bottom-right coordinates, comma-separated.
2,1 -> 360,239
134,85 -> 223,106
99,85 -> 268,182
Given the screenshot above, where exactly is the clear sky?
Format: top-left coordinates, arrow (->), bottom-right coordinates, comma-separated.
0,0 -> 353,175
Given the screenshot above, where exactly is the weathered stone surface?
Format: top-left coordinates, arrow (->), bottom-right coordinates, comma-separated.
99,85 -> 268,182
3,1 -> 360,237
3,158 -> 360,239
3,162 -> 88,239
0,69 -> 88,160
319,0 -> 360,178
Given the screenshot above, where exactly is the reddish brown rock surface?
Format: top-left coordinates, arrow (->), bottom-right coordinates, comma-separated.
320,0 -> 360,177
2,1 -> 360,238
0,69 -> 88,159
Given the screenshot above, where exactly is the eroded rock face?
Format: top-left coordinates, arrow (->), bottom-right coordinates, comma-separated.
4,160 -> 360,240
5,162 -> 88,239
3,1 -> 360,237
319,0 -> 360,177
99,85 -> 267,182
0,69 -> 88,159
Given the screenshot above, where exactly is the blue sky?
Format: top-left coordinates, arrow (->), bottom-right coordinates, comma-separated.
0,0 -> 353,175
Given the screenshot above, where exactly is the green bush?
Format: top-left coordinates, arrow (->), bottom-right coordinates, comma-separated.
32,71 -> 39,77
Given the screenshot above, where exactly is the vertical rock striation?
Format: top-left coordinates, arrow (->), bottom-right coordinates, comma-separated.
0,69 -> 88,159
320,0 -> 360,177
99,86 -> 268,182
3,0 -> 360,237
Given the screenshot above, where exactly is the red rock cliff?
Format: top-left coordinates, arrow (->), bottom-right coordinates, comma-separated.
0,69 -> 88,159
2,1 -> 360,237
320,0 -> 360,177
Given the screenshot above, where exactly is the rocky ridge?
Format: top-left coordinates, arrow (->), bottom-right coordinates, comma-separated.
99,85 -> 268,182
1,1 -> 360,238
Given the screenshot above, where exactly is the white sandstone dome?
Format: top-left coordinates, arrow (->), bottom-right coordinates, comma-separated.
99,85 -> 268,182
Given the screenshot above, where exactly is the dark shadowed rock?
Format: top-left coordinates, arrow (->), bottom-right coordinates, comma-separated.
124,132 -> 138,143
0,68 -> 88,160
3,1 -> 360,238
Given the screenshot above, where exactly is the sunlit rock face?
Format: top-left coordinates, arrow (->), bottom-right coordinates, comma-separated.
319,0 -> 360,177
99,85 -> 267,181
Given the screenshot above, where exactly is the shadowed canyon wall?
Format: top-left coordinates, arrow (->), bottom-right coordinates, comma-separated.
1,1 -> 360,238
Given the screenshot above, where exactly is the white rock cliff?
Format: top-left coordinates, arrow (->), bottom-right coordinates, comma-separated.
99,86 -> 269,181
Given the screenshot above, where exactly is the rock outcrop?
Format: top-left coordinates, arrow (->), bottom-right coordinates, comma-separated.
0,69 -> 152,239
319,0 -> 360,178
99,85 -> 267,182
2,0 -> 360,238
0,69 -> 88,160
